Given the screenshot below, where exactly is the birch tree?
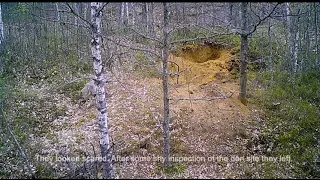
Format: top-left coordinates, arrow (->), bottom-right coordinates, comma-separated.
90,2 -> 113,178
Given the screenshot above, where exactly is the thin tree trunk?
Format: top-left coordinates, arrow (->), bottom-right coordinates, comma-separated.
303,4 -> 311,72
0,3 -> 4,44
90,2 -> 113,178
142,3 -> 147,32
120,2 -> 124,24
268,18 -> 273,86
131,3 -> 134,25
229,3 -> 233,24
75,3 -> 80,58
293,21 -> 299,74
162,2 -> 171,170
211,5 -> 215,28
239,2 -> 248,105
0,3 -> 4,75
126,2 -> 129,25
286,2 -> 293,73
292,4 -> 300,75
146,3 -> 149,34
149,3 -> 155,37
315,2 -> 318,68
196,4 -> 199,26
56,3 -> 65,55
182,3 -> 186,24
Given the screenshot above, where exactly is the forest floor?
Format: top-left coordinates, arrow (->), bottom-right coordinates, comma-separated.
31,44 -> 292,178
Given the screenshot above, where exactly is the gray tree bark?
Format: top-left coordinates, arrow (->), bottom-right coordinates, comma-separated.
0,3 -> 3,75
0,3 -> 4,45
229,3 -> 233,25
315,2 -> 318,68
268,17 -> 273,86
286,3 -> 294,73
90,2 -> 113,178
149,3 -> 155,37
162,2 -> 171,170
293,21 -> 299,74
239,2 -> 248,105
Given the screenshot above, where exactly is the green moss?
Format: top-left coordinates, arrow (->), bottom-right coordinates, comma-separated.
88,112 -> 97,120
262,161 -> 277,179
164,163 -> 186,176
76,118 -> 89,127
74,134 -> 86,144
35,163 -> 55,178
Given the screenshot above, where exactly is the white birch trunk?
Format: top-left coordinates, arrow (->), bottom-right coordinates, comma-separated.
286,3 -> 293,72
293,28 -> 299,74
131,3 -> 135,25
125,3 -> 129,25
120,2 -> 125,24
90,2 -> 113,178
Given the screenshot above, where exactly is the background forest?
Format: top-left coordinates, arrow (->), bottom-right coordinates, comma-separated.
0,2 -> 320,179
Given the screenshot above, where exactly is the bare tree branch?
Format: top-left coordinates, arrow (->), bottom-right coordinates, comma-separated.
249,3 -> 261,21
66,2 -> 93,27
97,3 -> 109,15
246,2 -> 282,36
104,36 -> 161,58
129,27 -> 163,45
29,12 -> 90,29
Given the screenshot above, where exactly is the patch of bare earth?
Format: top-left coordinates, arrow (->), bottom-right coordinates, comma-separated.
34,44 -> 277,178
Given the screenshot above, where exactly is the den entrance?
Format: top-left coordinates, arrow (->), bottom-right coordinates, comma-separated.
168,41 -> 235,85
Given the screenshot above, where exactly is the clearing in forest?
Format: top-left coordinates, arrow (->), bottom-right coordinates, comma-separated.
39,42 -> 266,178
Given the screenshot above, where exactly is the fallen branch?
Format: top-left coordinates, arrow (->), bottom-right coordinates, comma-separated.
0,101 -> 36,178
170,92 -> 233,101
169,97 -> 227,101
139,125 -> 161,149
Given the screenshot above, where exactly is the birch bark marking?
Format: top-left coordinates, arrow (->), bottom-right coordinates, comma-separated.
90,3 -> 113,179
162,2 -> 171,170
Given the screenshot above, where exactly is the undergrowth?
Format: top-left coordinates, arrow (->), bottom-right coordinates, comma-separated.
251,70 -> 320,178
